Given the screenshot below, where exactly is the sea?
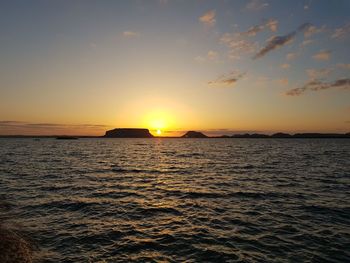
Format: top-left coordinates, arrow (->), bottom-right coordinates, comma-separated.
0,138 -> 349,262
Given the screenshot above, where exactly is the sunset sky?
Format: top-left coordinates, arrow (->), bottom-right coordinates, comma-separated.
1,0 -> 349,136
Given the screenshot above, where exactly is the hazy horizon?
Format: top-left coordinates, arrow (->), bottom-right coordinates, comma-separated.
0,124 -> 349,137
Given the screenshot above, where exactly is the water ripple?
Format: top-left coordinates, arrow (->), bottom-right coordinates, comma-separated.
0,138 -> 349,262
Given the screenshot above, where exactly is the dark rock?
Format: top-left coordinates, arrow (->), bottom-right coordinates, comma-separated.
56,136 -> 78,140
0,227 -> 33,263
219,135 -> 231,138
231,133 -> 269,138
104,128 -> 153,138
293,133 -> 350,138
181,131 -> 208,138
271,132 -> 292,138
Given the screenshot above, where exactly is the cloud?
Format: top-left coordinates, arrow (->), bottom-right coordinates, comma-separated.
300,39 -> 313,47
194,56 -> 206,63
246,0 -> 269,10
207,50 -> 219,60
0,121 -> 24,124
304,0 -> 313,10
0,121 -> 109,134
286,52 -> 297,60
306,68 -> 333,80
208,71 -> 246,87
253,23 -> 311,59
254,34 -> 294,59
244,24 -> 265,37
266,19 -> 278,32
304,25 -> 326,38
0,122 -> 108,128
312,50 -> 331,61
254,75 -> 270,83
25,123 -> 63,127
199,10 -> 216,26
239,19 -> 279,37
195,50 -> 220,63
220,19 -> 278,60
281,63 -> 290,69
331,23 -> 350,39
255,76 -> 289,86
277,78 -> 289,86
337,63 -> 350,70
220,33 -> 258,59
123,31 -> 140,38
285,78 -> 350,96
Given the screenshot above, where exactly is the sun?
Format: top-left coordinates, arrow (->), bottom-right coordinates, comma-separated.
150,119 -> 166,130
144,113 -> 170,136
141,107 -> 178,136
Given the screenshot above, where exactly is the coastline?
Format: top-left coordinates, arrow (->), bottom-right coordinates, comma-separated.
0,133 -> 349,139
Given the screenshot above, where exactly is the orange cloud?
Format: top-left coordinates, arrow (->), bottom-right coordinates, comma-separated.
246,0 -> 269,10
195,50 -> 220,63
199,10 -> 216,26
331,23 -> 350,39
281,63 -> 290,69
337,63 -> 350,70
304,25 -> 326,38
286,78 -> 350,96
208,71 -> 245,87
306,68 -> 333,79
312,50 -> 331,61
286,52 -> 297,61
123,31 -> 140,38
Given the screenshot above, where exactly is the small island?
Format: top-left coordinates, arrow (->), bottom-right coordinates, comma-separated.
56,136 -> 78,140
104,128 -> 154,138
182,131 -> 208,138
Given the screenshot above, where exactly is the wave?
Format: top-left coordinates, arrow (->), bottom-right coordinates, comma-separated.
161,189 -> 302,200
1,138 -> 349,262
111,165 -> 190,175
134,206 -> 183,217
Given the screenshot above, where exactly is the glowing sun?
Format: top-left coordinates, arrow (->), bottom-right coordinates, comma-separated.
141,106 -> 180,136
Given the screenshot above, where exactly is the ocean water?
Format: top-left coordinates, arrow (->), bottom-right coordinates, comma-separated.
0,138 -> 349,262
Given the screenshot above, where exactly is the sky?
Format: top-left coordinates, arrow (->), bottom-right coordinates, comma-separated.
0,0 -> 349,136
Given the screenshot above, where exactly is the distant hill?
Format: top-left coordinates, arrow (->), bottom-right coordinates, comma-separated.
230,133 -> 350,138
231,133 -> 270,138
182,131 -> 208,138
0,131 -> 349,139
292,133 -> 350,138
271,133 -> 292,138
104,128 -> 153,138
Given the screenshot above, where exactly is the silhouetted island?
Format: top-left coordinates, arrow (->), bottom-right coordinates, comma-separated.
226,132 -> 350,138
56,136 -> 78,140
182,131 -> 208,138
229,133 -> 270,138
0,130 -> 349,139
104,128 -> 154,138
271,133 -> 292,138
